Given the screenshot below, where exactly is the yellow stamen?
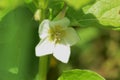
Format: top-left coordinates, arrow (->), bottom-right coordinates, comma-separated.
48,25 -> 66,43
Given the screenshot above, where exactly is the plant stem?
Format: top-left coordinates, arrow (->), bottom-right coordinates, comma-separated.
39,56 -> 48,80
38,0 -> 49,80
40,8 -> 45,21
39,0 -> 48,22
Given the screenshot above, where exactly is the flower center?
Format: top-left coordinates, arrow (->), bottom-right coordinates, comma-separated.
48,25 -> 66,43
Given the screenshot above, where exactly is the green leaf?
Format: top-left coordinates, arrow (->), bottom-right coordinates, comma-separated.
0,0 -> 24,21
83,0 -> 120,28
0,6 -> 39,80
64,0 -> 95,10
24,0 -> 32,3
66,7 -> 103,28
58,69 -> 105,80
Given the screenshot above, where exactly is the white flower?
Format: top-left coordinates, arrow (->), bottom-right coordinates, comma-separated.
35,17 -> 79,63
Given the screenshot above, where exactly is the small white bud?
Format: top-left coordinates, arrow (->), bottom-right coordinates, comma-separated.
34,9 -> 41,21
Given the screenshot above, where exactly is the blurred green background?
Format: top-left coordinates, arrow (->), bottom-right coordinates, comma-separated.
49,27 -> 120,80
0,0 -> 120,80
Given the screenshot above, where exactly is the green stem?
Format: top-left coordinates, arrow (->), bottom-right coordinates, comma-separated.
40,8 -> 45,21
38,0 -> 49,80
39,0 -> 48,22
39,56 -> 48,80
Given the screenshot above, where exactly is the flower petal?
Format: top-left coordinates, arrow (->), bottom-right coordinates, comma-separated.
63,28 -> 80,46
53,44 -> 70,63
39,20 -> 50,39
35,38 -> 54,56
50,17 -> 70,28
